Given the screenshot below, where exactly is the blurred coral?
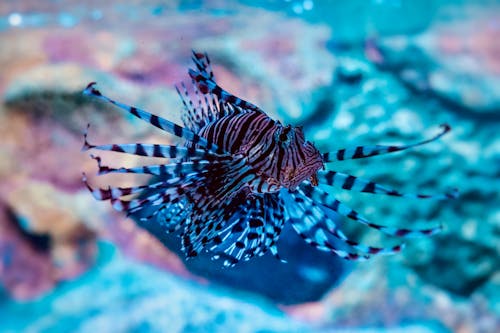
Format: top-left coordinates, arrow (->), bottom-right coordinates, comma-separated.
0,1 -> 498,332
0,203 -> 54,300
5,181 -> 97,271
368,10 -> 500,115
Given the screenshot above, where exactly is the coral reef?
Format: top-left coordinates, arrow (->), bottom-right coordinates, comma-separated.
0,65 -> 190,299
298,40 -> 499,303
0,245 -> 314,333
0,1 -> 498,332
0,103 -> 100,299
288,257 -> 498,333
370,10 -> 500,116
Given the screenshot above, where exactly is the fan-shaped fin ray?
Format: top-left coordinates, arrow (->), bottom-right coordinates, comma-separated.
300,182 -> 442,238
83,82 -> 225,154
318,170 -> 458,200
322,124 -> 451,162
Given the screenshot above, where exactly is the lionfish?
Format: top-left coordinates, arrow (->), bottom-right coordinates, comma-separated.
82,51 -> 457,267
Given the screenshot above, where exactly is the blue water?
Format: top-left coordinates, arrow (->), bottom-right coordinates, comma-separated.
0,1 -> 498,332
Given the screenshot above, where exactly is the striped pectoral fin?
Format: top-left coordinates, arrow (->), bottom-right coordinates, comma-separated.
238,198 -> 272,262
204,194 -> 272,266
216,224 -> 264,267
261,194 -> 286,261
291,219 -> 371,261
322,124 -> 451,162
140,202 -> 189,234
83,82 -> 225,154
198,157 -> 254,213
218,230 -> 253,267
81,123 -> 94,151
284,191 -> 371,260
181,213 -> 222,260
90,155 -> 174,176
187,69 -> 263,113
181,188 -> 244,260
82,173 -> 183,201
111,185 -> 185,215
231,196 -> 283,263
208,221 -> 240,256
317,170 -> 459,200
83,125 -> 218,159
293,190 -> 405,256
82,172 -> 139,201
89,154 -> 213,176
303,229 -> 374,261
218,199 -> 266,264
187,199 -> 256,265
84,138 -> 223,162
299,182 -> 442,238
82,172 -> 112,200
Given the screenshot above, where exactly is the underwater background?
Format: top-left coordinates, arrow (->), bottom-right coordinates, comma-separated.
0,0 -> 499,332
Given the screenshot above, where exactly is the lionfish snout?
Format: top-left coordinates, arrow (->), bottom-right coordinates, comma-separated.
307,147 -> 325,187
310,173 -> 319,186
284,158 -> 323,190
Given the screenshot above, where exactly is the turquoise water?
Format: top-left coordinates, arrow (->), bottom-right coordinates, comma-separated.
0,1 -> 498,332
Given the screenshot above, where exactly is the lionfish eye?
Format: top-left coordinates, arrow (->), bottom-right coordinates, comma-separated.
279,133 -> 288,141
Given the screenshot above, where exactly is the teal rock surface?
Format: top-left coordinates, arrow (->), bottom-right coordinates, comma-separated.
0,243 -> 313,333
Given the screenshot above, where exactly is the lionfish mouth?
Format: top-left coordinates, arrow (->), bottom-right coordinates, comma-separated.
287,160 -> 324,190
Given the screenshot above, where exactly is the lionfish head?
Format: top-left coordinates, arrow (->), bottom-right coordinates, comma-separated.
274,124 -> 324,190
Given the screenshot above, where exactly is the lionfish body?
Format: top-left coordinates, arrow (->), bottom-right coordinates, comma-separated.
83,51 -> 457,266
